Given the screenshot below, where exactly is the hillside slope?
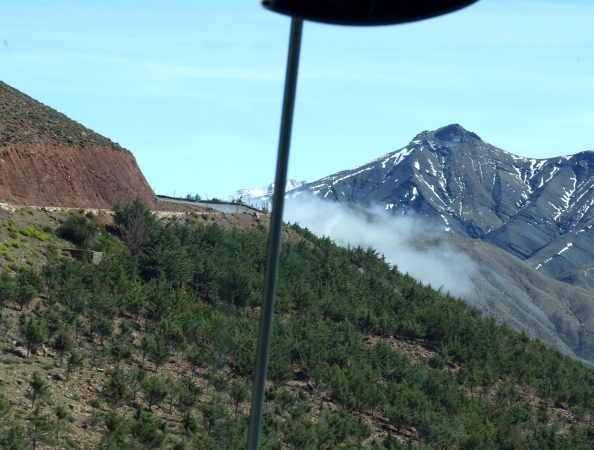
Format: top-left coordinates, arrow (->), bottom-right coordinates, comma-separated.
286,201 -> 594,365
2,205 -> 594,449
0,81 -> 154,208
443,234 -> 594,364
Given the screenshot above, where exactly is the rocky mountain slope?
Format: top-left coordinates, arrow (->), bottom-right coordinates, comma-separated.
0,81 -> 155,208
441,234 -> 594,365
292,124 -> 594,285
287,124 -> 594,364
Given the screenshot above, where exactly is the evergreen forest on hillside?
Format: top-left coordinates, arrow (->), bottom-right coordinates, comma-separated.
2,200 -> 594,449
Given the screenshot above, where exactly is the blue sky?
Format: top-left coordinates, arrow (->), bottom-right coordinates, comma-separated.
1,0 -> 593,198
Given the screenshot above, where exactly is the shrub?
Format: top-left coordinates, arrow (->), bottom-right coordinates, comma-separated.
22,319 -> 46,357
113,198 -> 156,230
35,232 -> 48,242
19,227 -> 48,242
0,424 -> 28,449
19,227 -> 32,236
104,365 -> 132,406
0,272 -> 17,308
112,198 -> 157,254
2,252 -> 16,262
57,214 -> 97,248
141,377 -> 170,411
15,269 -> 43,310
130,407 -> 168,447
42,225 -> 55,235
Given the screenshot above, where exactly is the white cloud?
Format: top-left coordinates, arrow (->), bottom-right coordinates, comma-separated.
284,198 -> 478,298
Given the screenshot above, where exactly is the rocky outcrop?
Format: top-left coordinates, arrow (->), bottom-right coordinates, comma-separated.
0,81 -> 154,208
0,143 -> 154,208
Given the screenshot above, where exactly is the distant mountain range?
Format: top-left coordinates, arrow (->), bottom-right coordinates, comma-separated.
284,124 -> 594,365
224,179 -> 307,203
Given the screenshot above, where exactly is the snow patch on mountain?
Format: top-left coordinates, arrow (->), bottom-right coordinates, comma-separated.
224,179 -> 307,203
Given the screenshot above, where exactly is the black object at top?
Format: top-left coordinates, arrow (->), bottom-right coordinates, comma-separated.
262,0 -> 478,26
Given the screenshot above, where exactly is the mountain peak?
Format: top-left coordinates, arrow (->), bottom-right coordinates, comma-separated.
412,124 -> 482,147
434,124 -> 481,143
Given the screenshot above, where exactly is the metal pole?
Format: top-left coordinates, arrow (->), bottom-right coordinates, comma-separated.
247,17 -> 303,450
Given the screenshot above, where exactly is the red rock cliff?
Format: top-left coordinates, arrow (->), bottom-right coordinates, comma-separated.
0,143 -> 154,208
0,81 -> 154,208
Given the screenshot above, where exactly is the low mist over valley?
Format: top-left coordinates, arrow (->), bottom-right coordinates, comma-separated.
285,199 -> 478,299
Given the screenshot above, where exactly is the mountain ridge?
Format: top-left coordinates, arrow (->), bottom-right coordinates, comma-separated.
291,124 -> 594,278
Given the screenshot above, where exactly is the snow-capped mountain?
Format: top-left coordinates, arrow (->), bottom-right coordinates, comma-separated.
224,179 -> 307,203
291,124 -> 594,280
286,124 -> 594,365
